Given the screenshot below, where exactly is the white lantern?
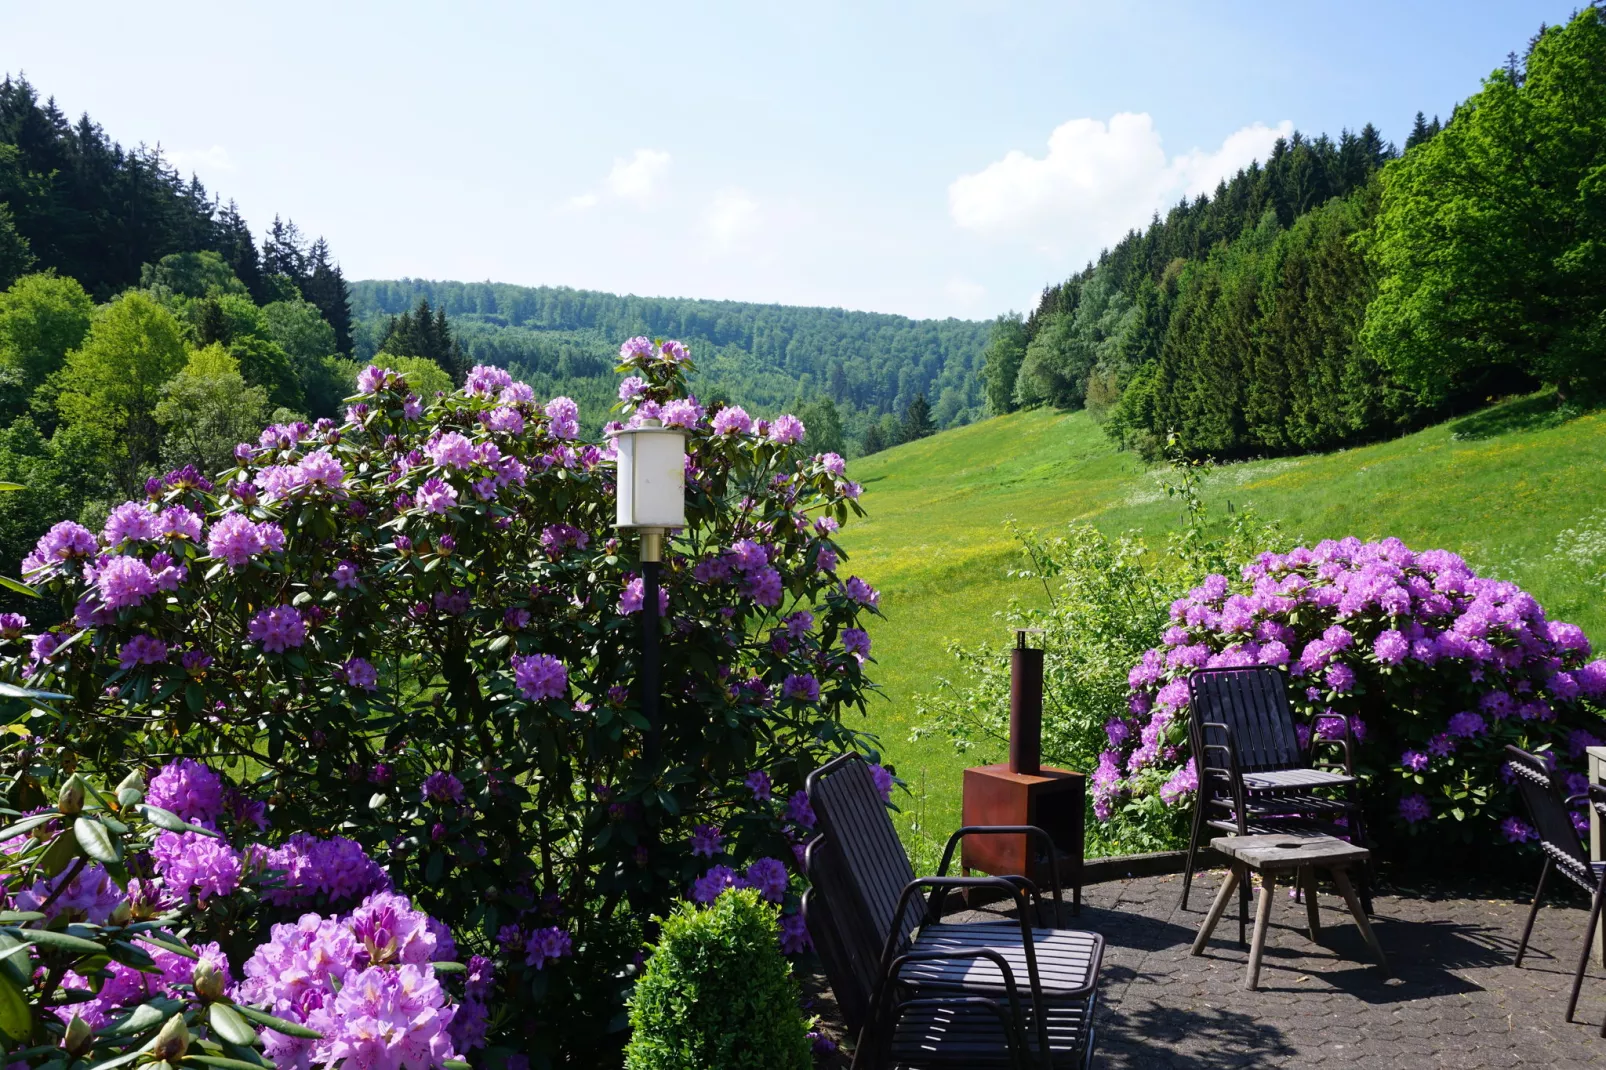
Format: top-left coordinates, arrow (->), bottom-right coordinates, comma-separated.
609,421 -> 686,560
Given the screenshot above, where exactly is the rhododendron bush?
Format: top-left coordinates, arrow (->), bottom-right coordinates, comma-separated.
1108,537 -> 1606,850
0,338 -> 879,1063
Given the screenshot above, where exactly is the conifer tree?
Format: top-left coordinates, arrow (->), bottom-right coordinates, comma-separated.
213,201 -> 265,303
303,238 -> 354,356
861,423 -> 885,456
1405,111 -> 1432,151
900,393 -> 935,443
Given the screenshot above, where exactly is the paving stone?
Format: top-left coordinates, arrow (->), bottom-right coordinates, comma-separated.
806,869 -> 1606,1066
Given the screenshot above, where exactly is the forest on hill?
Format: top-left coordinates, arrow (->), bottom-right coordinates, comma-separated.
985,7 -> 1606,460
349,278 -> 992,450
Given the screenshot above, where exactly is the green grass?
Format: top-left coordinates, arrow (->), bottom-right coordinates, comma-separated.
836,395 -> 1606,864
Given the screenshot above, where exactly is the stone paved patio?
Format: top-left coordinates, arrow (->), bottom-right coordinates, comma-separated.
809,868 -> 1606,1067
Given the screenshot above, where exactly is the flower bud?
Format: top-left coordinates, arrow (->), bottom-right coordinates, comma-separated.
192,959 -> 225,1001
115,769 -> 145,808
62,1013 -> 92,1056
109,900 -> 132,926
56,774 -> 86,815
151,1013 -> 189,1062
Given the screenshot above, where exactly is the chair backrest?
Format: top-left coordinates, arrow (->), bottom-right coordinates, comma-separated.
802,834 -> 875,1035
1186,666 -> 1304,775
805,754 -> 919,956
1504,745 -> 1594,888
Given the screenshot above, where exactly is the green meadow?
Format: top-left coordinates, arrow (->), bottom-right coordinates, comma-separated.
836,395 -> 1606,863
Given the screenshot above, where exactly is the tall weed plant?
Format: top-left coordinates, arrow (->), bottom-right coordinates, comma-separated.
915,437 -> 1278,856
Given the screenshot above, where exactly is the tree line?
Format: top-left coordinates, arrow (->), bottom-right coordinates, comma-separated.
985,8 -> 1604,459
350,279 -> 991,452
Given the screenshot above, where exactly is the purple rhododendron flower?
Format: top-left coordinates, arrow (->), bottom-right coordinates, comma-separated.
1401,750 -> 1430,772
1398,794 -> 1432,824
843,576 -> 879,606
524,926 -> 573,969
421,771 -> 465,804
151,830 -> 242,903
118,634 -> 168,670
745,770 -> 773,802
1501,816 -> 1537,843
512,653 -> 567,701
249,605 -> 306,653
341,656 -> 378,691
745,857 -> 789,903
618,577 -> 669,616
264,834 -> 390,907
868,763 -> 894,802
690,823 -> 724,857
786,790 -> 816,829
781,913 -> 813,955
782,673 -> 820,702
148,758 -> 225,825
768,414 -> 805,445
416,477 -> 458,514
711,406 -> 753,436
691,865 -> 740,904
842,627 -> 871,660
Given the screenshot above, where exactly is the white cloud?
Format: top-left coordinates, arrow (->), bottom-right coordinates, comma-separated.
1172,120 -> 1294,197
704,188 -> 760,250
604,148 -> 671,205
164,145 -> 234,174
566,192 -> 600,211
948,114 -> 1292,257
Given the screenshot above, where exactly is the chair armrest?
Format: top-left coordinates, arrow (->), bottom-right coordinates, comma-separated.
880,948 -> 1039,1059
1200,721 -> 1249,814
935,824 -> 1065,919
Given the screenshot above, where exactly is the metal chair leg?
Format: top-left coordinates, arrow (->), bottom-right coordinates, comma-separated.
1179,799 -> 1206,911
1515,857 -> 1551,969
1567,872 -> 1606,1024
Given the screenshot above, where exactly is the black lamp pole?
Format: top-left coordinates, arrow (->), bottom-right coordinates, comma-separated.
641,532 -> 662,762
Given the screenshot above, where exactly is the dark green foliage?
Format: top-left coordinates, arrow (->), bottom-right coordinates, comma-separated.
0,202 -> 31,289
980,312 -> 1027,414
799,395 -> 845,456
376,298 -> 468,383
625,890 -> 812,1070
1363,7 -> 1606,399
861,422 -> 886,455
901,393 -> 935,442
0,75 -> 352,350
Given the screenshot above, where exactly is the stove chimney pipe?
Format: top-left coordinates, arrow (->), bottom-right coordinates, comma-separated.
1009,629 -> 1043,776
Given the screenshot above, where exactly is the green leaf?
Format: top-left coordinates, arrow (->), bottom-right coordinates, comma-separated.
442,1062 -> 472,1070
184,1057 -> 274,1070
430,960 -> 466,974
0,680 -> 65,699
74,817 -> 121,864
137,806 -> 221,838
230,1004 -> 321,1039
0,576 -> 39,599
207,1003 -> 258,1048
87,1050 -> 148,1070
0,482 -> 25,492
137,933 -> 197,960
0,912 -> 44,924
104,1001 -> 168,1036
8,926 -> 105,954
0,813 -> 57,842
0,966 -> 29,1040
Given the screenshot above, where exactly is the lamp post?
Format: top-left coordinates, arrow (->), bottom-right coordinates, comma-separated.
608,419 -> 687,761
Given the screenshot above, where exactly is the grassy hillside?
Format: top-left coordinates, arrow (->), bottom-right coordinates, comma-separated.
837,394 -> 1606,866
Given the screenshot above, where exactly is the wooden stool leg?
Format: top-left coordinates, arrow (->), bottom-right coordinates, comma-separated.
1245,870 -> 1277,991
1301,865 -> 1320,940
1192,865 -> 1242,955
1333,867 -> 1389,976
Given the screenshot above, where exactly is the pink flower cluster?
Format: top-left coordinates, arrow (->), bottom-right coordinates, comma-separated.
1104,537 -> 1606,841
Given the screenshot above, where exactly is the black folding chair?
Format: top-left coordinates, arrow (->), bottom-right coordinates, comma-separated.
1178,666 -> 1367,914
802,754 -> 1102,1069
1505,745 -> 1606,1034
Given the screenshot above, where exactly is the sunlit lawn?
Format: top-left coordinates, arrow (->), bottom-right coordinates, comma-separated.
838,395 -> 1606,866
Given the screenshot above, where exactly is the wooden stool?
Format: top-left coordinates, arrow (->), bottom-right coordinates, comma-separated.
1191,833 -> 1388,990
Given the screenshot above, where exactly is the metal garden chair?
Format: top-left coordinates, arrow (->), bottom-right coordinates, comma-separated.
802,754 -> 1103,1069
1504,745 -> 1606,1034
1178,666 -> 1367,913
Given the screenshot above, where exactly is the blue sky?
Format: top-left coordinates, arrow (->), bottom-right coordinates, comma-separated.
1,1 -> 1567,320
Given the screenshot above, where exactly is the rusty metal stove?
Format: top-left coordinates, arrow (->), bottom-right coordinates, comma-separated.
960,630 -> 1084,912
